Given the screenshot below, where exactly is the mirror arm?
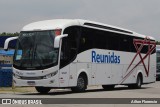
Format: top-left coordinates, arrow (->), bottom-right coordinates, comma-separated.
4,36 -> 18,51
54,34 -> 68,48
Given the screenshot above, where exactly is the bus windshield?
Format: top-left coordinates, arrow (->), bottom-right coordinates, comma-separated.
13,31 -> 59,70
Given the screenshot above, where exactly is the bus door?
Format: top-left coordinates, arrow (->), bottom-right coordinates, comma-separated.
69,62 -> 77,86
59,26 -> 80,87
59,66 -> 70,87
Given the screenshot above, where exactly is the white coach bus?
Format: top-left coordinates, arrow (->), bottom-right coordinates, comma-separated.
4,19 -> 156,94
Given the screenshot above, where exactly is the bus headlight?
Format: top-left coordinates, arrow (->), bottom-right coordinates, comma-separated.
43,70 -> 58,79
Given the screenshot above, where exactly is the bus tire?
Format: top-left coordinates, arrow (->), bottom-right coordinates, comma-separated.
128,74 -> 142,89
102,85 -> 115,90
135,74 -> 142,88
71,75 -> 87,92
35,87 -> 51,94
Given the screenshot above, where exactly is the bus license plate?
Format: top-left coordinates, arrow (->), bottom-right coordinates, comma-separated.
27,81 -> 35,86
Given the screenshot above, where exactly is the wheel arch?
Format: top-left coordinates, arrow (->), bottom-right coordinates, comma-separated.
136,71 -> 143,84
77,69 -> 89,85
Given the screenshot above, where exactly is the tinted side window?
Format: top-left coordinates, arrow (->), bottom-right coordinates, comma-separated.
79,27 -> 93,52
93,30 -> 107,49
78,27 -> 155,54
130,36 -> 136,52
141,45 -> 148,53
119,34 -> 131,52
131,37 -> 156,54
107,32 -> 120,51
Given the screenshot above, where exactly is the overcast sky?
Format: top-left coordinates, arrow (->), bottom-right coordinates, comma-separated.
0,0 -> 160,40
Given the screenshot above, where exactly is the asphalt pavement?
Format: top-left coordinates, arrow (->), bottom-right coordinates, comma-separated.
1,81 -> 160,107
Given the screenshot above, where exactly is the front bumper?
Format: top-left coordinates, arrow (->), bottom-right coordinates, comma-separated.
13,76 -> 59,87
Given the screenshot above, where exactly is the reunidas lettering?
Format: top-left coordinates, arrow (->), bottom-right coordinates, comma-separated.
92,51 -> 120,64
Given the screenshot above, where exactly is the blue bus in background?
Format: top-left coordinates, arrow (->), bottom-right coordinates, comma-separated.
0,36 -> 17,87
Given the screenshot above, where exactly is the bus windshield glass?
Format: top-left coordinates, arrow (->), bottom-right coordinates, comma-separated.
13,31 -> 59,70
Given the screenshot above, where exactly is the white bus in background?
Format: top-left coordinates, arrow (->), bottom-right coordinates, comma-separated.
156,45 -> 160,80
4,19 -> 156,94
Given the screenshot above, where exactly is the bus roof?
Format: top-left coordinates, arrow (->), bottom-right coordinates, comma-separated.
22,19 -> 155,40
22,19 -> 79,32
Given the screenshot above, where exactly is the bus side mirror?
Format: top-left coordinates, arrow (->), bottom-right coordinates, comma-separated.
4,37 -> 18,51
54,34 -> 68,48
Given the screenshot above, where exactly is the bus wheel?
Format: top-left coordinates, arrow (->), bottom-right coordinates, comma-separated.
35,87 -> 51,94
128,75 -> 142,89
102,85 -> 115,90
135,75 -> 142,88
71,75 -> 87,92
